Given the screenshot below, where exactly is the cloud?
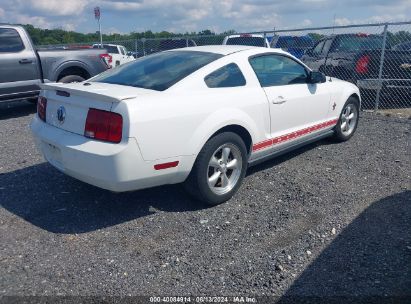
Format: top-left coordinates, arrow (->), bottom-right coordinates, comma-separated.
0,0 -> 409,33
27,0 -> 90,16
15,14 -> 52,29
335,14 -> 410,26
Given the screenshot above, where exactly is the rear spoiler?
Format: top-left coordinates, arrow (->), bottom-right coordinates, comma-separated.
39,83 -> 136,103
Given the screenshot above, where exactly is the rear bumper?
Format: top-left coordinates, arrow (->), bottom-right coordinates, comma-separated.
357,79 -> 411,93
30,116 -> 193,192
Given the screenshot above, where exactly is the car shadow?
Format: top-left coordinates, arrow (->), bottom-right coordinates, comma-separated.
0,100 -> 36,120
0,162 -> 205,234
1,138 -> 339,234
278,190 -> 411,304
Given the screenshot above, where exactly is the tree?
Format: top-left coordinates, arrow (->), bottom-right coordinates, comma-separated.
307,33 -> 324,42
198,29 -> 214,36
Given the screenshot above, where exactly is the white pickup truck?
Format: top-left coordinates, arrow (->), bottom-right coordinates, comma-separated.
92,44 -> 134,67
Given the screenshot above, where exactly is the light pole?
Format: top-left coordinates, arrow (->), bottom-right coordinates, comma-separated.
94,6 -> 103,48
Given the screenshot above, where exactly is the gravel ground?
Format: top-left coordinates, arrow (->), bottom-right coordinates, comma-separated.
0,101 -> 410,300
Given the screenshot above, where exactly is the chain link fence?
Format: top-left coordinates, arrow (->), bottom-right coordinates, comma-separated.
39,21 -> 411,111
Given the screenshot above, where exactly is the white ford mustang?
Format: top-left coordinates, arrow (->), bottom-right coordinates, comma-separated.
31,45 -> 360,205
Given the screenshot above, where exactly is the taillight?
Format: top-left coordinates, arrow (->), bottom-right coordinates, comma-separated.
37,96 -> 47,122
99,53 -> 112,68
84,108 -> 123,143
355,55 -> 370,74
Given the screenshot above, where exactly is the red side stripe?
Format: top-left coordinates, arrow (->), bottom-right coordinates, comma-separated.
154,161 -> 179,170
252,139 -> 273,152
252,119 -> 338,152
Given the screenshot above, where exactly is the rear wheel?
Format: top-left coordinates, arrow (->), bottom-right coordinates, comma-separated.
58,75 -> 85,83
333,97 -> 359,142
184,132 -> 248,206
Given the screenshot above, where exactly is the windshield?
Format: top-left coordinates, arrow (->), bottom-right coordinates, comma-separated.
335,35 -> 385,51
92,51 -> 223,91
276,37 -> 313,48
226,37 -> 265,47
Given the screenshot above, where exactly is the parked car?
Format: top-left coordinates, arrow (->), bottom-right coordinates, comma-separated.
222,34 -> 270,48
144,38 -> 197,55
392,41 -> 411,51
127,51 -> 140,58
31,45 -> 360,205
301,33 -> 388,75
270,35 -> 314,58
0,25 -> 111,103
92,44 -> 134,67
355,48 -> 411,107
159,38 -> 197,50
301,33 -> 411,107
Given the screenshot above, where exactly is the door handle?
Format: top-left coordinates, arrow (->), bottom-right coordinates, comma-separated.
271,96 -> 287,104
19,59 -> 33,64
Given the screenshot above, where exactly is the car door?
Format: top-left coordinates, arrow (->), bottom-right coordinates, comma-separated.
0,27 -> 41,99
249,54 -> 332,145
302,40 -> 325,71
120,46 -> 128,63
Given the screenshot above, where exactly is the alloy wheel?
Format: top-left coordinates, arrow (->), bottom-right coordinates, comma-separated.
207,143 -> 243,195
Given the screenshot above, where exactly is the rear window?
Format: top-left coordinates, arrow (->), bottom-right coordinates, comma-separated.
93,44 -> 119,54
226,37 -> 265,47
205,63 -> 246,88
334,35 -> 385,52
0,28 -> 24,52
92,51 -> 223,91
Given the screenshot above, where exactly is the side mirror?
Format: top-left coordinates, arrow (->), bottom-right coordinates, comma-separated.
308,71 -> 326,84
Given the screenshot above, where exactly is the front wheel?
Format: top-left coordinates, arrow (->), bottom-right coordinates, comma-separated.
333,97 -> 360,142
184,132 -> 248,206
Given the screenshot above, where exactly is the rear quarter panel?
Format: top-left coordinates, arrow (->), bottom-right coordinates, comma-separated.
37,49 -> 108,82
122,87 -> 269,162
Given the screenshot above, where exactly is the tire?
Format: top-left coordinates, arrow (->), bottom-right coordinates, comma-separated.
332,96 -> 360,142
58,75 -> 85,83
184,132 -> 248,206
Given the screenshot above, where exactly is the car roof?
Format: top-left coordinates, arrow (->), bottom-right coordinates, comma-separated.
225,34 -> 265,38
169,45 -> 266,55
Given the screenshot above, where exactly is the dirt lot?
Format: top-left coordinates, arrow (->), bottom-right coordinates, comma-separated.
0,101 -> 410,301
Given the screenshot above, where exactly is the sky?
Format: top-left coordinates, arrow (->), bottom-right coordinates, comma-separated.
0,0 -> 410,34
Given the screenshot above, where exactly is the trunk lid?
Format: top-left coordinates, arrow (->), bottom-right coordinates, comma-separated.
359,50 -> 411,79
381,50 -> 411,79
40,82 -> 153,136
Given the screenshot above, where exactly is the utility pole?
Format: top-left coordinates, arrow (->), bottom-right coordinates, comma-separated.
94,6 -> 103,47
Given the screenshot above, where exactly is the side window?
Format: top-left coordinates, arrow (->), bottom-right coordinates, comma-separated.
322,39 -> 333,54
0,28 -> 25,53
204,63 -> 246,88
249,55 -> 308,87
312,41 -> 325,55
